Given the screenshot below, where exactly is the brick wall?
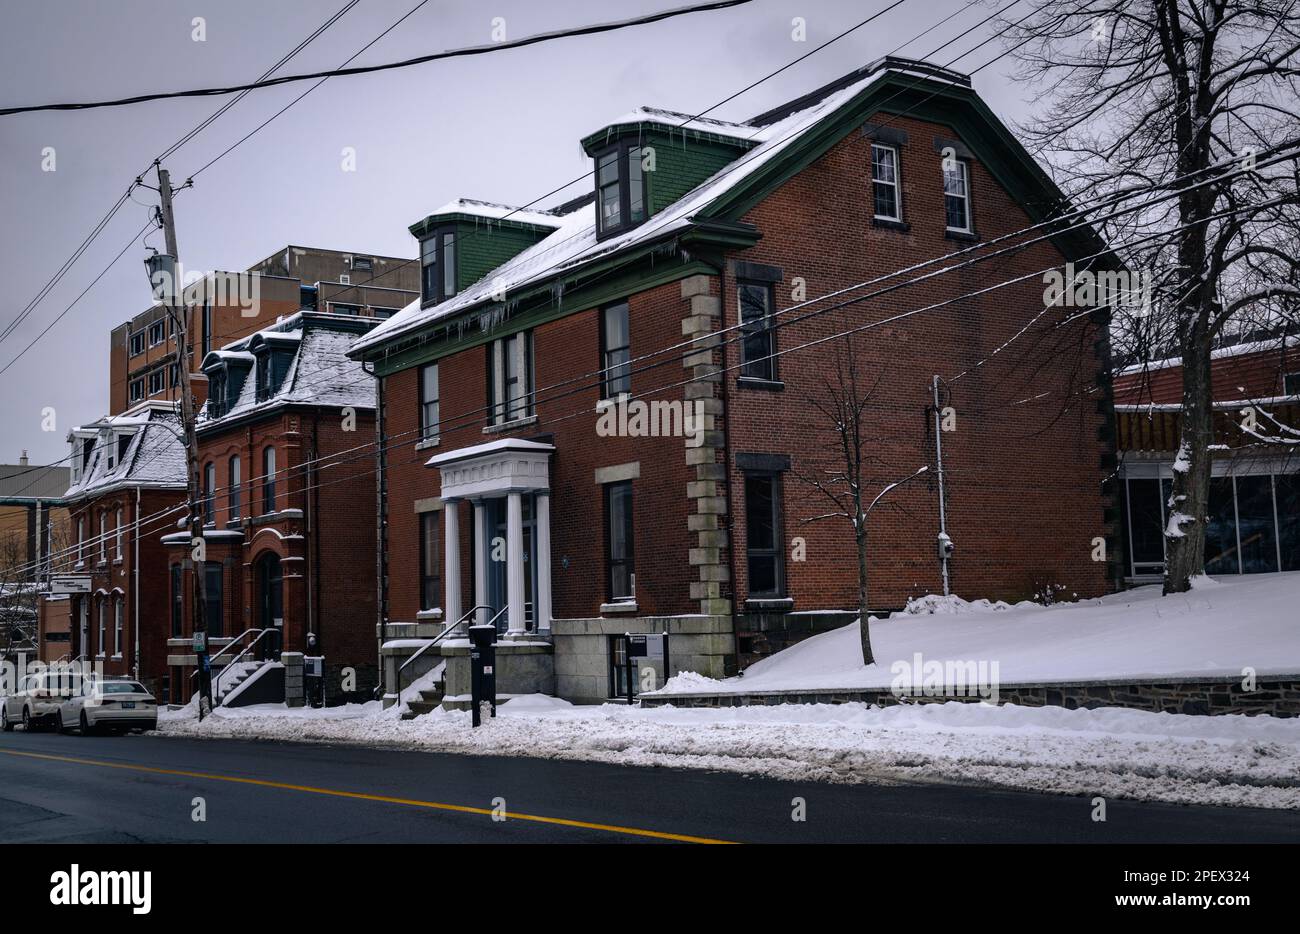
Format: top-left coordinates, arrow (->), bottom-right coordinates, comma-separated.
378,110 -> 1114,667
1113,346 -> 1300,406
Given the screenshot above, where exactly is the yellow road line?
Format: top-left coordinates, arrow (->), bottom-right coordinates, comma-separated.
0,746 -> 737,844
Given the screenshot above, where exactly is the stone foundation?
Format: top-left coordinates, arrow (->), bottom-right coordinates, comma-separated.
640,674 -> 1300,717
553,614 -> 734,704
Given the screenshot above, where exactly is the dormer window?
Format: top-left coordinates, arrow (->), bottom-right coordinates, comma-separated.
594,143 -> 646,239
420,228 -> 457,305
209,370 -> 227,418
257,357 -> 273,402
117,434 -> 130,464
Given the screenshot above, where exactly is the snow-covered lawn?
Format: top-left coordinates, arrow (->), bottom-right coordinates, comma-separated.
157,573 -> 1300,810
655,572 -> 1300,696
160,695 -> 1300,810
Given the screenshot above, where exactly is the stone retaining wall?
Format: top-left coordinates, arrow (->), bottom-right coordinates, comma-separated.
641,675 -> 1300,717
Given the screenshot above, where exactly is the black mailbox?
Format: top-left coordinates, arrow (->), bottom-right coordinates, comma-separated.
467,623 -> 497,727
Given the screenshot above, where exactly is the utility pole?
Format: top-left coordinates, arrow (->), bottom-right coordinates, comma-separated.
152,162 -> 213,718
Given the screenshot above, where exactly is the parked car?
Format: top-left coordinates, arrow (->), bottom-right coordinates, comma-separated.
59,679 -> 158,735
1,671 -> 86,731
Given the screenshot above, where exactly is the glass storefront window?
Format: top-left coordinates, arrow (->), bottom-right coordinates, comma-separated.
1236,475 -> 1279,574
1204,477 -> 1240,575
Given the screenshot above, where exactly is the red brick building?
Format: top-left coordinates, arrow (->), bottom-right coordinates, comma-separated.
163,311 -> 380,704
51,403 -> 188,695
350,58 -> 1117,704
1112,335 -> 1300,582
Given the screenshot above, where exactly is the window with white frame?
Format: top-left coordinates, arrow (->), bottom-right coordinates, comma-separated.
486,332 -> 534,426
115,507 -> 123,559
99,513 -> 107,563
113,597 -> 123,656
420,363 -> 439,441
76,517 -> 84,563
871,143 -> 901,221
943,158 -> 972,232
148,368 -> 165,395
148,320 -> 165,346
97,598 -> 106,656
129,378 -> 144,403
129,331 -> 145,356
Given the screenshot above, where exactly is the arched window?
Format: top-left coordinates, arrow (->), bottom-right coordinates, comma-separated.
228,455 -> 241,520
113,596 -> 123,656
203,461 -> 216,525
262,446 -> 276,514
96,597 -> 107,657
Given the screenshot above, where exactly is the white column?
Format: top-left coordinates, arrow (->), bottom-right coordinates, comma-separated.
473,499 -> 488,624
535,492 -> 552,633
506,491 -> 525,636
443,498 -> 461,628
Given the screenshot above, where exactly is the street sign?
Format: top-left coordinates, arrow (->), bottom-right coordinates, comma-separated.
48,576 -> 92,595
192,631 -> 207,653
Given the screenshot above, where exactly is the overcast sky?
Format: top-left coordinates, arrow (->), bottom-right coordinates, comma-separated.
0,0 -> 1031,465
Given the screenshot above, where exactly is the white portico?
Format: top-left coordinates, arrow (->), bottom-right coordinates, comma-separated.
426,438 -> 554,636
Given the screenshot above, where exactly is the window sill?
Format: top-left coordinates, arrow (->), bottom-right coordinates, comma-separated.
601,601 -> 638,615
414,436 -> 440,451
745,597 -> 794,612
872,216 -> 910,232
737,376 -> 785,392
483,415 -> 538,435
112,558 -> 124,566
944,228 -> 979,242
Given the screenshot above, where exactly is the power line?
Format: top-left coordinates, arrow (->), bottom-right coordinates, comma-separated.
0,1 -> 756,117
21,180 -> 1295,583
0,0 -> 365,360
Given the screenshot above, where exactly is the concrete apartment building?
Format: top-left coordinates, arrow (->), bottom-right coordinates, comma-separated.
108,246 -> 418,415
349,58 -> 1117,707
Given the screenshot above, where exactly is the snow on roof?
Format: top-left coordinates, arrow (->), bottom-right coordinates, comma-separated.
1113,333 -> 1300,377
353,68 -> 890,356
64,406 -> 186,500
427,198 -> 561,228
200,320 -> 375,427
586,106 -> 757,142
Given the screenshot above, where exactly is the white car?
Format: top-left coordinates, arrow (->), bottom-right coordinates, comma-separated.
59,679 -> 158,735
1,671 -> 83,731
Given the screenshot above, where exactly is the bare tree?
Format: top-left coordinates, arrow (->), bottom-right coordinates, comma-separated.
1006,0 -> 1300,592
792,341 -> 929,665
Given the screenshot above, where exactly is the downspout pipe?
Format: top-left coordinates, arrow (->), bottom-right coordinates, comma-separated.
363,359 -> 386,699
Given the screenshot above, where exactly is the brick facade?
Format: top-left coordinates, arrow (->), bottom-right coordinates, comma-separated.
372,105 -> 1114,692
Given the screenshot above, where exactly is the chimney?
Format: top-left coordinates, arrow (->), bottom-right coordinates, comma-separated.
19,450 -> 28,466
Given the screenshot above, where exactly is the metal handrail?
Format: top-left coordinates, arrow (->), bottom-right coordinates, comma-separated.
189,628 -> 266,681
211,629 -> 278,705
393,604 -> 491,705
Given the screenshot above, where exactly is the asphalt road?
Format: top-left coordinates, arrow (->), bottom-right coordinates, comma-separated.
1,728 -> 1297,843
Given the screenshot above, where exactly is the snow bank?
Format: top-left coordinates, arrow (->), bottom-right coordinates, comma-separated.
656,572 -> 1300,696
158,695 -> 1300,810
